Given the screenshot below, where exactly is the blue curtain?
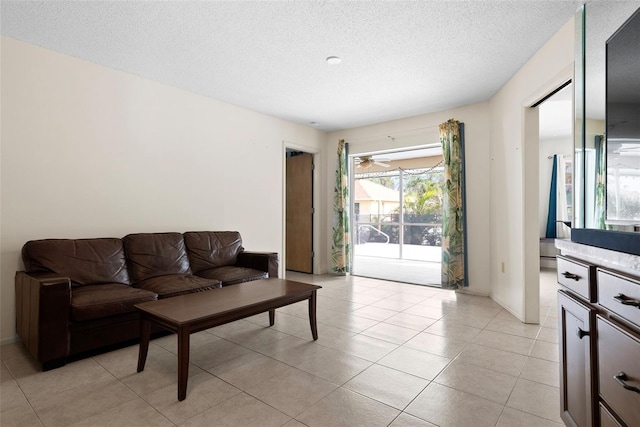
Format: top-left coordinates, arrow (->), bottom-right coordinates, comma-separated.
546,155 -> 558,238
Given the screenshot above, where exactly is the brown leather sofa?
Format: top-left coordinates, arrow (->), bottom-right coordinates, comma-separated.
15,231 -> 278,370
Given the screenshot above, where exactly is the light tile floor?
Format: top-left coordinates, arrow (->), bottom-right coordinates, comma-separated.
0,269 -> 562,427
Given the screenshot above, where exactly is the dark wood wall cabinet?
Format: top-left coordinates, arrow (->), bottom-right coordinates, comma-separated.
557,254 -> 640,427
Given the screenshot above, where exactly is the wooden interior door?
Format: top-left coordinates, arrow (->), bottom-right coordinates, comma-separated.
286,153 -> 313,273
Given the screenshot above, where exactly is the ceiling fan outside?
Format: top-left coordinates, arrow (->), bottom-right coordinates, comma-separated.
355,155 -> 390,169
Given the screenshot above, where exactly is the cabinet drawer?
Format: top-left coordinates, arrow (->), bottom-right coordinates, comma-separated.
597,316 -> 640,427
600,403 -> 623,427
598,269 -> 640,329
557,255 -> 596,302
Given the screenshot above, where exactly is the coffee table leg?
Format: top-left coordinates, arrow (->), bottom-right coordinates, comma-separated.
269,309 -> 275,326
309,290 -> 318,340
137,317 -> 151,372
177,326 -> 190,401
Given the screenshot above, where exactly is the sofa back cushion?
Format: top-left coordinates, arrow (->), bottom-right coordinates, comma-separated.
22,238 -> 131,286
123,232 -> 191,283
183,231 -> 243,272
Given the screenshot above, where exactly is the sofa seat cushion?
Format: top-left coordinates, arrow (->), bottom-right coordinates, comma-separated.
71,284 -> 157,322
135,274 -> 221,298
196,266 -> 267,286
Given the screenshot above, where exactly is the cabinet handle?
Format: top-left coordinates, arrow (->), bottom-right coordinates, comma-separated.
562,271 -> 580,281
576,327 -> 589,339
614,372 -> 640,394
613,294 -> 640,309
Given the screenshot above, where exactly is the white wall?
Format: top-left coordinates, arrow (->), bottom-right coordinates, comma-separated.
489,18 -> 575,322
585,118 -> 605,149
327,103 -> 492,296
0,37 -> 327,343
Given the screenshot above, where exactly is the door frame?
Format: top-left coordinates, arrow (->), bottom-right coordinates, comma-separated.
522,64 -> 573,323
349,144 -> 443,279
282,141 -> 320,275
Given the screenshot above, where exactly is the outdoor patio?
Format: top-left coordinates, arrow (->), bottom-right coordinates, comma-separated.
352,243 -> 441,286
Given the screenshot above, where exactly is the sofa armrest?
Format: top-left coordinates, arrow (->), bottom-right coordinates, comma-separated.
235,251 -> 279,278
15,271 -> 71,369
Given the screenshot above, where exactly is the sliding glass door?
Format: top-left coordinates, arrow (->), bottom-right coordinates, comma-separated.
353,172 -> 401,259
401,168 -> 443,262
351,148 -> 443,286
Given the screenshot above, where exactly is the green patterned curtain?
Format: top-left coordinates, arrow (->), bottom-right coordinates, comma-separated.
440,119 -> 468,289
331,139 -> 351,273
594,135 -> 606,229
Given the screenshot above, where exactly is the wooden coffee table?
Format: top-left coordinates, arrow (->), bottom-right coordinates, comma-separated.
134,278 -> 321,401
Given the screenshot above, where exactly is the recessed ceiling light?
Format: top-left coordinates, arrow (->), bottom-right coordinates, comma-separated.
326,56 -> 342,65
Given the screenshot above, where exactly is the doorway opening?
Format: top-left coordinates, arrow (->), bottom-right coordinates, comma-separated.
537,81 -> 573,317
350,146 -> 443,286
538,83 -> 574,270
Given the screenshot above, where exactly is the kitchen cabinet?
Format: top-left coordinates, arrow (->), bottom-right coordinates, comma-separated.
557,255 -> 640,427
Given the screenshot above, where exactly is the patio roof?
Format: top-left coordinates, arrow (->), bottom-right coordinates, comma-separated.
354,179 -> 400,202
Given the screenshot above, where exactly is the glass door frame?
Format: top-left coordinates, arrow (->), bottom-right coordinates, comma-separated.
349,145 -> 443,265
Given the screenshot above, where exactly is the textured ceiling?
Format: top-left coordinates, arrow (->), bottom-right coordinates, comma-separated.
1,0 -> 584,132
